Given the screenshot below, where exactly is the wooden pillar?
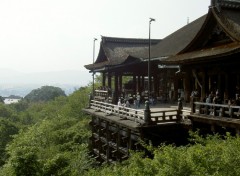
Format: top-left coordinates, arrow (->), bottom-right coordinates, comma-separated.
137,75 -> 141,93
237,74 -> 240,86
133,75 -> 137,93
153,74 -> 158,95
205,72 -> 209,94
174,75 -> 178,100
217,74 -> 221,94
144,101 -> 151,125
119,74 -> 122,93
149,76 -> 152,93
184,70 -> 191,102
114,73 -> 119,104
208,76 -> 211,91
116,125 -> 121,161
102,73 -> 106,87
97,118 -> 101,159
105,121 -> 110,162
127,129 -> 132,151
225,74 -> 229,101
201,71 -> 206,101
211,124 -> 216,133
142,76 -> 145,91
108,74 -> 112,89
236,128 -> 240,136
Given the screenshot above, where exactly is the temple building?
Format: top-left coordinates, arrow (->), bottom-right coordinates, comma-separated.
157,0 -> 240,103
84,0 -> 240,163
86,0 -> 240,105
84,36 -> 181,104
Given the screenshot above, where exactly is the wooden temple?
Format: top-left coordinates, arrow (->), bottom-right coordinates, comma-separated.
84,0 -> 240,163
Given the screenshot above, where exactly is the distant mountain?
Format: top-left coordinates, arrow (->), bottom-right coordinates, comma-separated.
0,69 -> 92,85
0,69 -> 92,97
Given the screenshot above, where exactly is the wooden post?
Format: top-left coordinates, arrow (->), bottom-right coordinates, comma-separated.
133,75 -> 137,94
114,74 -> 119,104
89,94 -> 93,108
184,70 -> 191,102
105,121 -> 110,163
211,124 -> 216,133
213,106 -> 217,116
102,73 -> 106,87
137,75 -> 141,93
116,125 -> 121,161
205,105 -> 209,115
229,107 -> 233,118
220,107 -> 224,117
177,98 -> 183,120
127,129 -> 132,153
202,71 -> 206,101
119,74 -> 122,93
141,76 -> 145,91
191,97 -> 196,114
97,118 -> 101,159
235,128 -> 240,136
108,74 -> 112,89
144,101 -> 151,125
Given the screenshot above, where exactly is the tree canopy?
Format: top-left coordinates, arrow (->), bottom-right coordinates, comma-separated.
0,96 -> 4,103
2,84 -> 240,175
24,86 -> 66,102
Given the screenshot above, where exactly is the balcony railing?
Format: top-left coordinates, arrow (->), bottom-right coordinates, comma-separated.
192,101 -> 240,118
88,100 -> 182,125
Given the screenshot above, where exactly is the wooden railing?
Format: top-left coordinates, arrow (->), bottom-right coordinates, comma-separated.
192,102 -> 240,118
94,90 -> 108,101
151,109 -> 179,124
90,100 -> 145,124
89,100 -> 181,125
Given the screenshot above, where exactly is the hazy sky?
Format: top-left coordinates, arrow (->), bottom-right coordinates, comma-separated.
0,0 -> 210,73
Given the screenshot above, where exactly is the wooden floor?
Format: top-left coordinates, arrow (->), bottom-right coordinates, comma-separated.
84,108 -> 141,130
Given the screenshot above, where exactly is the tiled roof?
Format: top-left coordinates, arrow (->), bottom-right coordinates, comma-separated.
85,36 -> 161,71
150,15 -> 208,58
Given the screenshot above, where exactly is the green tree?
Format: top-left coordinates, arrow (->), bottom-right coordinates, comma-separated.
0,103 -> 13,118
24,86 -> 66,102
0,118 -> 19,166
0,96 -> 4,103
0,88 -> 93,175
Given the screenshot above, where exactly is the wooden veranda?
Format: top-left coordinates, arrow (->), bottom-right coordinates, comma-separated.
83,99 -> 189,163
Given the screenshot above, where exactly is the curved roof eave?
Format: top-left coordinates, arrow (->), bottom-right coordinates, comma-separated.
94,42 -> 110,64
161,43 -> 240,65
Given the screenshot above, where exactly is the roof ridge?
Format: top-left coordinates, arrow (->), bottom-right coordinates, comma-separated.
221,0 -> 240,9
101,36 -> 161,44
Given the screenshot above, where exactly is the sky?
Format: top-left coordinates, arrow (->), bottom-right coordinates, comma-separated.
0,0 -> 210,73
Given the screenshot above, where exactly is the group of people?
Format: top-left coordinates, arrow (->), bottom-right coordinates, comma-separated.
118,92 -> 156,109
202,89 -> 240,106
191,89 -> 223,104
205,90 -> 222,104
118,98 -> 131,108
118,92 -> 141,109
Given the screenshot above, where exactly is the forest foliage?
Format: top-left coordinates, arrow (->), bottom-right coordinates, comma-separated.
1,84 -> 240,175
